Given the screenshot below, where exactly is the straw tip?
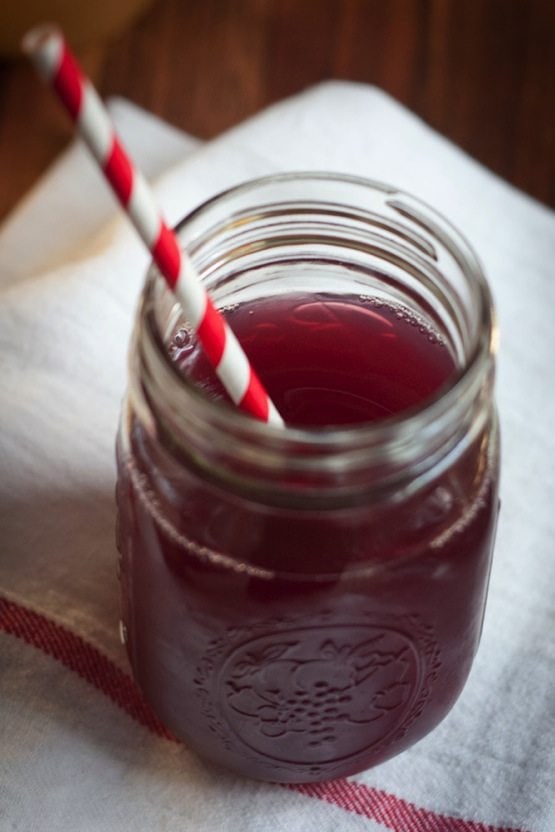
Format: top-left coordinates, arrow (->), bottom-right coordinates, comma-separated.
21,23 -> 62,57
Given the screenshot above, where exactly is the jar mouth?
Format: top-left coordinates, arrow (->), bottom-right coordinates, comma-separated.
145,172 -> 494,437
137,172 -> 496,502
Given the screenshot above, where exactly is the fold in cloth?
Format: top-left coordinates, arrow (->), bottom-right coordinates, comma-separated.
0,83 -> 554,832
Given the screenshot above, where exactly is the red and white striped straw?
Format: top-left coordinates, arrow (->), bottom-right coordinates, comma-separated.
23,25 -> 283,428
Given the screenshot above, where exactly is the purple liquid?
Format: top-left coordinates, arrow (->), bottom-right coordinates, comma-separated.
116,292 -> 498,782
172,293 -> 455,426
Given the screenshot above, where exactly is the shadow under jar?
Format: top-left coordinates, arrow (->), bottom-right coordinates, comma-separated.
116,173 -> 499,783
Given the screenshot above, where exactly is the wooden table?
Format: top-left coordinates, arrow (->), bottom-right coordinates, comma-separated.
1,0 -> 554,221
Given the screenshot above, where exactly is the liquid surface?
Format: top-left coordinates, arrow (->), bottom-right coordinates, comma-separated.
171,293 -> 456,426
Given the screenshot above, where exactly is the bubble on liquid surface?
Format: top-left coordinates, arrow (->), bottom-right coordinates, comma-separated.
220,303 -> 239,315
170,325 -> 194,358
357,297 -> 447,348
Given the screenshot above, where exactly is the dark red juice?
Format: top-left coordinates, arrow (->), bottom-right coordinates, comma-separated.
116,292 -> 498,781
173,294 -> 455,426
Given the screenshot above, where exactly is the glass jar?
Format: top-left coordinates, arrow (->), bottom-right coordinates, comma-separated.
116,173 -> 499,783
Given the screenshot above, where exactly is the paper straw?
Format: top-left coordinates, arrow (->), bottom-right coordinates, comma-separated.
22,25 -> 284,428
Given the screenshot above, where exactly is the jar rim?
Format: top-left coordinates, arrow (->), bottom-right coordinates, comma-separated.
143,171 -> 496,451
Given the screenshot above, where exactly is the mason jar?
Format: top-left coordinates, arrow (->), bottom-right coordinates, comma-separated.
116,173 -> 499,783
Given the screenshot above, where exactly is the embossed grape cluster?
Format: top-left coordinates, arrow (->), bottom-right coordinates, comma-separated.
280,681 -> 352,747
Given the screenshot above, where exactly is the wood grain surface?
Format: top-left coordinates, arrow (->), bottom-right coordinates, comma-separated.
1,0 -> 554,221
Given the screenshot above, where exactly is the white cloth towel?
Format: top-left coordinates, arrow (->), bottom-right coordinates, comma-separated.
0,83 -> 554,832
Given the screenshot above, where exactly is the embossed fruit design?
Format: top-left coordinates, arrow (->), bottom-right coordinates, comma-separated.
219,625 -> 419,764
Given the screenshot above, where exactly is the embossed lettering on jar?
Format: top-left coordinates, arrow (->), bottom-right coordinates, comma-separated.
116,173 -> 499,783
